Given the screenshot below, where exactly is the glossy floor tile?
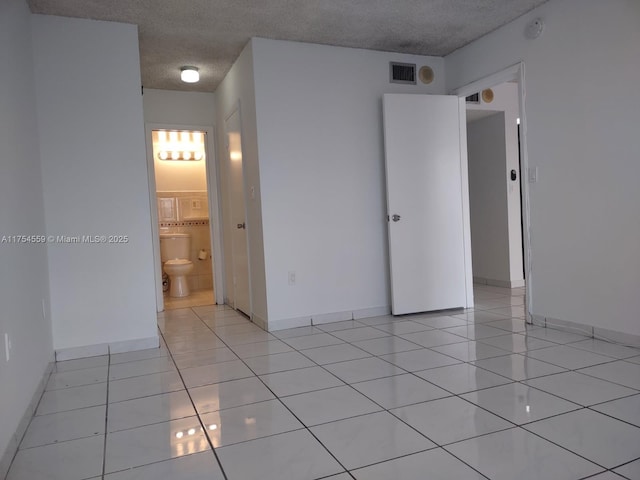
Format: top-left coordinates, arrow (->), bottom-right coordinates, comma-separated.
472,353 -> 566,380
189,376 -> 275,414
104,451 -> 224,480
351,373 -> 450,409
7,435 -> 104,480
216,429 -> 344,480
300,342 -> 371,365
310,411 -> 435,470
461,382 -> 580,424
591,394 -> 640,427
430,340 -> 510,361
614,458 -> 640,479
107,390 -> 196,432
104,416 -> 210,473
259,365 -> 344,396
21,405 -> 106,448
351,448 -> 486,480
323,357 -> 405,383
242,350 -> 316,374
108,370 -> 184,403
446,427 -> 603,480
200,399 -> 303,447
36,382 -> 107,415
414,362 -> 512,394
524,409 -> 640,468
524,344 -> 616,370
578,361 -> 640,390
391,396 -> 512,445
8,285 -> 640,480
281,385 -> 382,426
523,371 -> 637,406
380,348 -> 461,371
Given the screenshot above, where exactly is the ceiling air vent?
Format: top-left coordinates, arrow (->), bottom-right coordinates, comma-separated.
466,93 -> 480,104
390,62 -> 416,85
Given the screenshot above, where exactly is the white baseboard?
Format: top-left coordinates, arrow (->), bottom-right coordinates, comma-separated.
593,326 -> 640,348
0,360 -> 54,480
473,276 -> 525,288
312,310 -> 353,325
55,335 -> 159,361
265,315 -> 311,332
264,306 -> 392,331
530,314 -> 640,348
352,306 -> 391,320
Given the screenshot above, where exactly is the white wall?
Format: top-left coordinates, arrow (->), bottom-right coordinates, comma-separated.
251,38 -> 447,328
214,41 -> 269,324
32,15 -> 158,353
446,0 -> 640,337
0,0 -> 53,467
143,89 -> 216,126
467,82 -> 524,287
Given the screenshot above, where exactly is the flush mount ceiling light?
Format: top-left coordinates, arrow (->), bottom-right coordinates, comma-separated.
180,66 -> 199,83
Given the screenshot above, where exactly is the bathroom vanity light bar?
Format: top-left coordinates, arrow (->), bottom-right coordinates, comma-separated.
157,151 -> 204,161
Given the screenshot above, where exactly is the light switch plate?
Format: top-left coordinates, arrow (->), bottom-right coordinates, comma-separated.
528,166 -> 538,183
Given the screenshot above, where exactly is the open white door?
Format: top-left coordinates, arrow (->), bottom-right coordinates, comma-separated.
383,94 -> 468,315
225,109 -> 251,316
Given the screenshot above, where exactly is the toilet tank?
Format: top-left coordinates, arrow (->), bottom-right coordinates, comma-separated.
159,233 -> 191,261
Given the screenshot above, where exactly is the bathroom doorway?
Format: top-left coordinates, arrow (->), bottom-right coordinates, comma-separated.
145,124 -> 225,311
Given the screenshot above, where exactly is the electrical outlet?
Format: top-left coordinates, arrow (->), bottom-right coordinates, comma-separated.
528,166 -> 538,183
4,333 -> 11,362
288,271 -> 296,285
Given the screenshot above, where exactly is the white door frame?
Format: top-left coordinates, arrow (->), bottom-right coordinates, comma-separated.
224,103 -> 253,317
144,123 -> 225,311
451,62 -> 533,322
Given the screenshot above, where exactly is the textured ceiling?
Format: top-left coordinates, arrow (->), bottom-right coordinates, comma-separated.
27,0 -> 548,92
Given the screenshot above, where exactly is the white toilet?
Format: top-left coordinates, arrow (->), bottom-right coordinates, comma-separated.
159,233 -> 194,297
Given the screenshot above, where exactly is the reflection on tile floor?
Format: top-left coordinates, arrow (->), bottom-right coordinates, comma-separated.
164,289 -> 215,310
7,284 -> 640,480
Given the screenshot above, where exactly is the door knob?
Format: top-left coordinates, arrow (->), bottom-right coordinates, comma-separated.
237,223 -> 246,229
392,214 -> 401,222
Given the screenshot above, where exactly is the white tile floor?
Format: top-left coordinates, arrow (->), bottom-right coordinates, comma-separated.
6,284 -> 640,480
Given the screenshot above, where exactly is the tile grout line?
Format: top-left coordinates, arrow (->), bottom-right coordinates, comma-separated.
160,299 -> 640,478
206,312 -> 499,478
158,318 -> 231,480
194,309 -> 356,478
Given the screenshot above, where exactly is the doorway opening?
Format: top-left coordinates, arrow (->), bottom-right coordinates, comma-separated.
453,63 -> 532,319
465,82 -> 525,289
145,125 -> 225,312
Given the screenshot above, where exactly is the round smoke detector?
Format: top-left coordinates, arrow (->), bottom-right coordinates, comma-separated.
418,66 -> 434,85
525,18 -> 545,39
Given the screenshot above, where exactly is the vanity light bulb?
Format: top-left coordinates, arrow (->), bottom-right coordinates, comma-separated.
175,431 -> 184,439
183,151 -> 192,160
187,428 -> 196,436
209,424 -> 218,430
158,151 -> 168,160
194,152 -> 203,161
171,151 -> 180,160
